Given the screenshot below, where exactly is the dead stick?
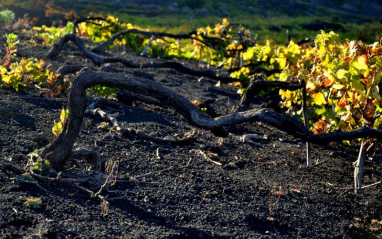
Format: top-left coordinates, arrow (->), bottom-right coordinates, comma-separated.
198,150 -> 222,166
94,161 -> 118,197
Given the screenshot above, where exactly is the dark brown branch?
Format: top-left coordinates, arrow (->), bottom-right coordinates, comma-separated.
228,61 -> 268,73
91,107 -> 197,145
46,34 -> 237,84
230,75 -> 304,113
307,127 -> 382,144
57,65 -> 85,76
40,70 -> 382,171
104,57 -> 238,84
47,34 -> 104,65
91,29 -> 206,53
249,68 -> 282,76
116,90 -> 163,107
47,34 -> 292,86
2,161 -> 24,174
72,17 -> 107,35
56,65 -> 85,85
40,69 -> 309,170
296,37 -> 316,46
121,128 -> 197,146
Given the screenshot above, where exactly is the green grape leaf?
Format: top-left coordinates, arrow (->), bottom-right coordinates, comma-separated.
350,77 -> 365,94
375,116 -> 382,129
372,72 -> 381,85
314,106 -> 327,115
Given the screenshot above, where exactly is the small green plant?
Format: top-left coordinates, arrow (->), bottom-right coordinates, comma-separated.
97,121 -> 111,131
0,9 -> 15,25
89,85 -> 118,97
0,56 -> 55,91
28,149 -> 51,173
33,21 -> 74,45
0,33 -> 18,68
24,197 -> 42,209
26,149 -> 51,174
21,173 -> 35,182
5,33 -> 18,50
30,159 -> 51,174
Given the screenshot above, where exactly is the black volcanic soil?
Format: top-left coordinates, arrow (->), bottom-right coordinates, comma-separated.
1,26 -> 382,239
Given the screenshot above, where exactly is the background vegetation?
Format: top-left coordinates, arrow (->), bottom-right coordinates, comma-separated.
0,0 -> 382,44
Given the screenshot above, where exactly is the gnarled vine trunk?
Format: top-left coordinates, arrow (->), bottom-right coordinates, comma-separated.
40,69 -> 311,170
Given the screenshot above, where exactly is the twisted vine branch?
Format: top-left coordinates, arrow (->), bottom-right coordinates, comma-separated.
40,69 -> 382,171
40,69 -> 309,170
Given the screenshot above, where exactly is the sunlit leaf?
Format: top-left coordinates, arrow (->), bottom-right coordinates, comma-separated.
52,121 -> 63,137
314,106 -> 327,115
279,89 -> 294,100
60,108 -> 69,123
311,92 -> 326,105
336,69 -> 350,81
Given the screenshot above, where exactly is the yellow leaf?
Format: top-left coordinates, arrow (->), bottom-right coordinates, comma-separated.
60,108 -> 69,123
356,54 -> 370,78
279,71 -> 288,81
336,69 -> 349,81
222,18 -> 229,26
278,57 -> 287,70
311,92 -> 326,105
350,56 -> 369,77
1,75 -> 10,84
287,40 -> 299,53
262,40 -> 272,60
279,89 -> 294,100
0,65 -> 7,75
52,121 -> 63,137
